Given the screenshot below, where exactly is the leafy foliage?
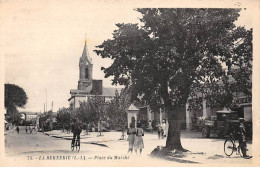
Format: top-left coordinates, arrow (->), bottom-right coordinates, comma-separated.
87,95 -> 108,121
106,89 -> 131,129
5,84 -> 28,124
56,107 -> 71,130
95,8 -> 252,150
95,8 -> 252,113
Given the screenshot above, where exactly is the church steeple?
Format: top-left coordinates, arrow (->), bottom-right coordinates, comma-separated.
78,39 -> 93,90
80,40 -> 92,65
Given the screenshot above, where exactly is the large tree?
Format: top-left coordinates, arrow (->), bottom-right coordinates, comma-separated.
5,84 -> 28,124
95,8 -> 252,152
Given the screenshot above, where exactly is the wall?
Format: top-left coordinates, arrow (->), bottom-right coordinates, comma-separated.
92,80 -> 103,95
244,106 -> 252,121
75,96 -> 87,108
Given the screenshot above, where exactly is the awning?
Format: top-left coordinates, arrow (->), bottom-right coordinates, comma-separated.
216,110 -> 236,114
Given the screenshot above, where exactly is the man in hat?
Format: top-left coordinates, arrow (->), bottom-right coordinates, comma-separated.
238,118 -> 251,159
71,118 -> 82,147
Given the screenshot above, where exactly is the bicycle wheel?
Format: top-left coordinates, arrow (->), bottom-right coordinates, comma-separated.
71,141 -> 74,151
224,139 -> 234,156
75,140 -> 80,152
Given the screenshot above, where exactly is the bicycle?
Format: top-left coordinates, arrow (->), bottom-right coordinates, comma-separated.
224,135 -> 243,157
71,138 -> 80,152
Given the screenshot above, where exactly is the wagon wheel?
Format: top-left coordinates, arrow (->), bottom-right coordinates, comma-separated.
202,128 -> 210,138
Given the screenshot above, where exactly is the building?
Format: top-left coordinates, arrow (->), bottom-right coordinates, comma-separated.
129,72 -> 252,131
20,112 -> 43,128
25,113 -> 38,121
185,72 -> 252,130
20,112 -> 38,121
68,40 -> 121,109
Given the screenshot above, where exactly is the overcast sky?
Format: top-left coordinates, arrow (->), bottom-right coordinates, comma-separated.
1,0 -> 253,112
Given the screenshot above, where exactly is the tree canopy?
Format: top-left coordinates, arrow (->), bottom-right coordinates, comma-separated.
106,89 -> 130,129
95,8 -> 252,150
5,84 -> 28,123
95,8 -> 251,112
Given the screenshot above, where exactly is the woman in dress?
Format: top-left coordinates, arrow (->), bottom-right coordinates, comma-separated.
134,123 -> 144,155
127,123 -> 136,153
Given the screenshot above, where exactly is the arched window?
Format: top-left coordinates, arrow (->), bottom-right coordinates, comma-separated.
85,67 -> 89,79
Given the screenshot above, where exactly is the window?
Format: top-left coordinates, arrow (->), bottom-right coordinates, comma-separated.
85,67 -> 89,79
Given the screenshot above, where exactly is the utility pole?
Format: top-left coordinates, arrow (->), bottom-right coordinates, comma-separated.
46,88 -> 48,113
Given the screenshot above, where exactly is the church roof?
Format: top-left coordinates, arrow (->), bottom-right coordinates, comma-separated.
70,87 -> 122,98
80,40 -> 92,64
103,87 -> 122,96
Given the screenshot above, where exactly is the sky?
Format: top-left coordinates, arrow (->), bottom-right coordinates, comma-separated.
1,0 -> 254,112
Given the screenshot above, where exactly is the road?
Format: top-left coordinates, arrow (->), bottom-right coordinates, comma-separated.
4,127 -> 253,166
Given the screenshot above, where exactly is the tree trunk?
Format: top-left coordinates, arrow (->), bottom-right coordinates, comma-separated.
165,108 -> 188,152
160,80 -> 190,152
166,119 -> 186,151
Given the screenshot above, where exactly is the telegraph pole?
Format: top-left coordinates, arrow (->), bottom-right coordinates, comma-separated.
45,88 -> 47,112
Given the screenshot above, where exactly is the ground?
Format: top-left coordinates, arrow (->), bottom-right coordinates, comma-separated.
4,126 -> 253,166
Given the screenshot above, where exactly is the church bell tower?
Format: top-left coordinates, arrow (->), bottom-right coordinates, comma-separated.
78,40 -> 93,90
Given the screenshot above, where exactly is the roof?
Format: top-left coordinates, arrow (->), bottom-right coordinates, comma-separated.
22,112 -> 38,115
102,87 -> 122,96
216,109 -> 237,114
80,40 -> 92,65
128,104 -> 139,111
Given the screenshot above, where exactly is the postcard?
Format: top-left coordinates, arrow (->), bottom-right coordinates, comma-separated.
0,0 -> 260,167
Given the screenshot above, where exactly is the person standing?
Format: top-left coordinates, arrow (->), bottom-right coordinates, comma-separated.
161,120 -> 166,138
16,126 -> 20,134
148,120 -> 153,133
127,123 -> 136,153
158,122 -> 162,140
134,123 -> 144,155
25,126 -> 28,134
29,125 -> 32,134
238,118 -> 251,159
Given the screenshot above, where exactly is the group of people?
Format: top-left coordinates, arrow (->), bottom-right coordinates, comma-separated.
15,125 -> 37,134
70,117 -> 251,159
25,125 -> 37,134
127,122 -> 144,155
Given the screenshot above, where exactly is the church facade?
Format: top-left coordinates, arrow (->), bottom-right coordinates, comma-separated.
68,41 -> 121,109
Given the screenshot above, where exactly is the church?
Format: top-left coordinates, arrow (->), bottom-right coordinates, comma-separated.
68,41 -> 121,109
